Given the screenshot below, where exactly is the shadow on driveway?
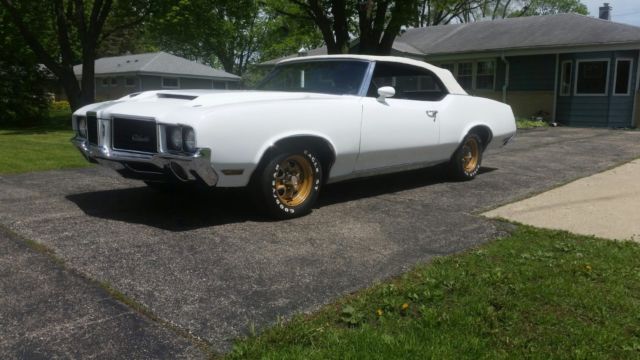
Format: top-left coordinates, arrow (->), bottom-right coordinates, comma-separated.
66,165 -> 497,231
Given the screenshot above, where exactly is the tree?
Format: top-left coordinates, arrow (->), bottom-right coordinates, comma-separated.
417,0 -> 491,26
0,7 -> 50,125
0,0 -> 152,110
515,0 -> 587,16
258,0 -> 324,61
150,0 -> 265,75
268,0 -> 420,55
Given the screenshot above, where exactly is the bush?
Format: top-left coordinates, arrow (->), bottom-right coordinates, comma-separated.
50,100 -> 70,112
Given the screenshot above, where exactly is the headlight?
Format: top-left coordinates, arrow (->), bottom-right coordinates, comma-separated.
77,117 -> 87,138
167,126 -> 182,151
183,127 -> 196,153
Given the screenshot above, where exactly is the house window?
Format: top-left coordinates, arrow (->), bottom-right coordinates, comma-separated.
212,81 -> 226,89
125,77 -> 135,87
614,59 -> 632,95
560,61 -> 572,96
162,77 -> 179,88
101,78 -> 109,87
440,63 -> 455,74
456,62 -> 473,90
575,60 -> 609,96
475,61 -> 495,90
111,77 -> 118,87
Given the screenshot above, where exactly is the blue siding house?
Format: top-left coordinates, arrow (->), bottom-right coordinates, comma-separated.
265,6 -> 640,128
395,12 -> 640,128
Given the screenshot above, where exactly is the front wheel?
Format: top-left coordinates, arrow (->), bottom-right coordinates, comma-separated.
449,133 -> 483,181
254,148 -> 323,219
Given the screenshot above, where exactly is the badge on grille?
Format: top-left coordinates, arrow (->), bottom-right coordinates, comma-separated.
131,134 -> 150,143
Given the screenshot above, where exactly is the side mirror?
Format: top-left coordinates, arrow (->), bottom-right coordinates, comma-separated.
377,86 -> 395,101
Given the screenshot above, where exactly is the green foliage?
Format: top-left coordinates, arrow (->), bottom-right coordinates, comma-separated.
49,101 -> 71,112
516,118 -> 548,129
148,0 -> 322,74
149,0 -> 261,75
517,0 -> 588,16
0,7 -> 50,127
228,226 -> 640,359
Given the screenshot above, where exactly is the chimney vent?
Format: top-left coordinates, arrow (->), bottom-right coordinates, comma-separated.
599,2 -> 612,20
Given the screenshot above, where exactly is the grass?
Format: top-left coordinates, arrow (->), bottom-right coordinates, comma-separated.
516,118 -> 549,129
0,110 -> 90,174
228,226 -> 640,359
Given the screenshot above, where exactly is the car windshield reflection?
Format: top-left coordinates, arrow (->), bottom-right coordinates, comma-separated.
257,60 -> 369,95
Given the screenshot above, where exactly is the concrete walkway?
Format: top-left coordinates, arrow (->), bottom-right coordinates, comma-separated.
484,159 -> 640,241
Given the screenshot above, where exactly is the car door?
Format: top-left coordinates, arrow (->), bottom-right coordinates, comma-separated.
356,62 -> 446,171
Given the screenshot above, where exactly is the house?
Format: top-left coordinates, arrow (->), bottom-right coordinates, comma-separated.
263,5 -> 640,128
73,52 -> 241,100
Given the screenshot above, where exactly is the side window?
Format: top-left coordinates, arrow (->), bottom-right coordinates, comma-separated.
367,62 -> 448,101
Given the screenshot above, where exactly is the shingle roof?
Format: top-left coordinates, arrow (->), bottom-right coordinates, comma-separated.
74,52 -> 240,80
262,14 -> 640,64
396,13 -> 640,56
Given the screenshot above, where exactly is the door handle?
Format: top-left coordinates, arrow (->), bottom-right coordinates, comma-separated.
426,110 -> 438,119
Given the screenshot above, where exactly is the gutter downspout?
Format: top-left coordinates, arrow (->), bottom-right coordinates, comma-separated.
631,50 -> 640,128
552,53 -> 559,125
501,53 -> 509,104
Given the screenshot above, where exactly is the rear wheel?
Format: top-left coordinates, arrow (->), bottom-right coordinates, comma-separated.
449,133 -> 483,181
254,148 -> 323,219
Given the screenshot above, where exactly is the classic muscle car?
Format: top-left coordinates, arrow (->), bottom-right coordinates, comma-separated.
72,55 -> 516,218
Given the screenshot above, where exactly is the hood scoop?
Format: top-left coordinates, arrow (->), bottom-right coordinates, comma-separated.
157,93 -> 199,101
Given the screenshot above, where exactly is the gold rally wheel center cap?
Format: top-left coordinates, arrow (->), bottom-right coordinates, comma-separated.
274,155 -> 314,207
461,138 -> 479,173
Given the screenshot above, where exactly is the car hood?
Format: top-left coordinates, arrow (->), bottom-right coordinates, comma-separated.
75,90 -> 347,121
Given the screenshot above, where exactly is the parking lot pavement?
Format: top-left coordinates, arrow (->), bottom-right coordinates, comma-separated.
1,127 -> 639,353
0,227 -> 205,359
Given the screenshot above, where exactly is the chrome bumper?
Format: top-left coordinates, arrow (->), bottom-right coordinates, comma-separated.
72,137 -> 218,186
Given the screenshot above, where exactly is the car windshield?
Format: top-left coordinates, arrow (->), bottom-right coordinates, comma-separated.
256,60 -> 369,95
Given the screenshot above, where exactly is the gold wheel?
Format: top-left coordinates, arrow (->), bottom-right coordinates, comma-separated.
273,154 -> 315,207
461,137 -> 480,173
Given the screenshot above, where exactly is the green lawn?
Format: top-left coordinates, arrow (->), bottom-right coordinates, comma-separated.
228,226 -> 640,359
0,110 -> 90,174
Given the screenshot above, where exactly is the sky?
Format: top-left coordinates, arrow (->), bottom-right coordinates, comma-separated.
581,0 -> 640,26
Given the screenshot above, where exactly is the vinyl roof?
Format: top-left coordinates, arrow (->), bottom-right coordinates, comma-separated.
74,52 -> 240,80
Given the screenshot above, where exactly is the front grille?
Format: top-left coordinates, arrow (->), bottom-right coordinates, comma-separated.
87,114 -> 98,145
112,117 -> 157,153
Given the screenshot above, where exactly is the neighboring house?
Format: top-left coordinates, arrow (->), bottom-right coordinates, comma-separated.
263,6 -> 640,128
74,52 -> 241,101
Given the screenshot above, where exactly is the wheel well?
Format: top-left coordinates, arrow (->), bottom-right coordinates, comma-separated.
468,126 -> 493,150
259,136 -> 336,182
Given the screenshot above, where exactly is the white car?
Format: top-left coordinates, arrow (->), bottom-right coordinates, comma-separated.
72,55 -> 516,218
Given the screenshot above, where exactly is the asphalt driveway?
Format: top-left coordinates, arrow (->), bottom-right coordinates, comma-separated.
1,127 -> 640,356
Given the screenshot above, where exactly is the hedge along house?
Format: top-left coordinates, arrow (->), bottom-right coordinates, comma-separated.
74,52 -> 241,101
393,8 -> 640,128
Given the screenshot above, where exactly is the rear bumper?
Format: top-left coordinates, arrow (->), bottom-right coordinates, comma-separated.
72,137 -> 218,186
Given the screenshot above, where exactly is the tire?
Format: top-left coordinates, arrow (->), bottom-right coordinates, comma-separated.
448,133 -> 483,181
254,148 -> 323,219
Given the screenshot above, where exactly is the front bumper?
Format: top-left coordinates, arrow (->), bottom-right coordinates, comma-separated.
72,137 -> 218,186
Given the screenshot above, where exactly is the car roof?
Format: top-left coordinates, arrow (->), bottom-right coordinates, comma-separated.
278,55 -> 467,95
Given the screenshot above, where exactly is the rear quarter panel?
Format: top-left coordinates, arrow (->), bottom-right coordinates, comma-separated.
438,95 -> 516,157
